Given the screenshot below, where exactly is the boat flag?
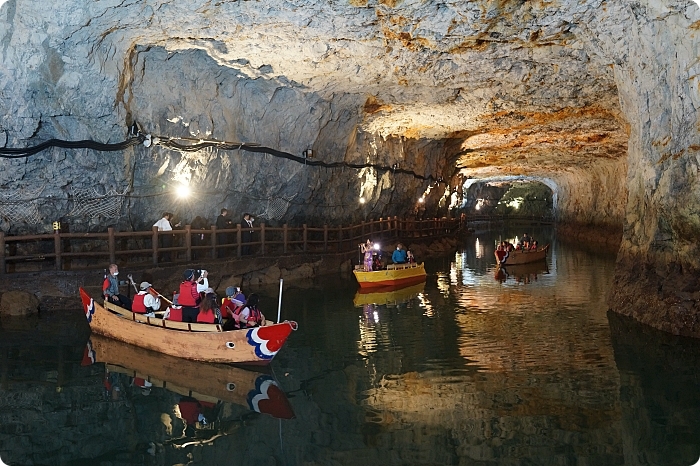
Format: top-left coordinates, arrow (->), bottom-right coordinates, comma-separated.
80,288 -> 95,323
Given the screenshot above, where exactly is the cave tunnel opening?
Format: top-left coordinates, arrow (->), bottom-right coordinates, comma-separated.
462,176 -> 556,218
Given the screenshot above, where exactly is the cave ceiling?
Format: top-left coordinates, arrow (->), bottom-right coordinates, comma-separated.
144,0 -> 626,179
10,0 -> 630,181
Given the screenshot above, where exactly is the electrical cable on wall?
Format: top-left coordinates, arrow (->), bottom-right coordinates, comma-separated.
0,130 -> 444,183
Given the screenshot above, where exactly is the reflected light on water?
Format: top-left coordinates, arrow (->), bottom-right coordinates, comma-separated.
436,272 -> 450,295
417,292 -> 436,318
475,238 -> 483,258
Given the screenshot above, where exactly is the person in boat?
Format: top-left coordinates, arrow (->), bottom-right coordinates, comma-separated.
392,243 -> 408,264
495,244 -> 508,266
222,286 -> 246,330
178,269 -> 209,323
406,249 -> 416,264
372,251 -> 383,271
132,281 -> 161,316
238,293 -> 265,328
361,239 -> 374,272
530,239 -> 538,250
197,291 -> 223,324
103,264 -> 132,310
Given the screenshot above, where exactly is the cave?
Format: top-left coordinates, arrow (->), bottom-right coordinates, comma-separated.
0,0 -> 699,336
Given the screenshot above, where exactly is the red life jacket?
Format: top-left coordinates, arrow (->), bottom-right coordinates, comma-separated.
132,293 -> 147,314
168,306 -> 183,322
244,306 -> 262,327
178,400 -> 201,424
221,298 -> 244,319
197,309 -> 216,324
178,281 -> 200,307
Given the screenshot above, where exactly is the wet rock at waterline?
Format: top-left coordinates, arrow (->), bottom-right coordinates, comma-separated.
0,290 -> 40,316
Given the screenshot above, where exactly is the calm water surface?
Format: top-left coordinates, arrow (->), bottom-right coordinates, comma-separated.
2,228 -> 700,466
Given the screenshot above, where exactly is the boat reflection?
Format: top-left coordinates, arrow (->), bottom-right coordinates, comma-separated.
87,335 -> 295,419
353,281 -> 426,307
495,261 -> 550,284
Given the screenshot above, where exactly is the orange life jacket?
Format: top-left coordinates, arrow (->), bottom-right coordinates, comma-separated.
178,281 -> 200,307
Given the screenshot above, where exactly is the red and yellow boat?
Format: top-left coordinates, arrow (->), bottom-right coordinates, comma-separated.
352,262 -> 427,289
79,287 -> 297,365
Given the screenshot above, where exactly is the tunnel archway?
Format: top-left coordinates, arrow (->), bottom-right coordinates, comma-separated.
462,176 -> 557,219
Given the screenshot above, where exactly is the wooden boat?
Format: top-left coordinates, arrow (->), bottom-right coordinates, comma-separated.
79,287 -> 297,365
500,244 -> 549,266
86,334 -> 295,419
353,262 -> 427,289
353,281 -> 426,307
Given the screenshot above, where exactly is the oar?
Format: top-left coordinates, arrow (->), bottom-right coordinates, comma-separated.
128,276 -> 171,315
127,274 -> 139,293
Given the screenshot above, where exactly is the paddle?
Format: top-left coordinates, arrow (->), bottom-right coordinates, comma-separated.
127,275 -> 171,315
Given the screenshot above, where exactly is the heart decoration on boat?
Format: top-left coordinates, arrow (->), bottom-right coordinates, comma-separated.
246,322 -> 295,360
247,375 -> 295,419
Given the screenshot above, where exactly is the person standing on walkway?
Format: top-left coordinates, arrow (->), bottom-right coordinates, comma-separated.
242,213 -> 254,255
215,208 -> 233,258
154,212 -> 174,262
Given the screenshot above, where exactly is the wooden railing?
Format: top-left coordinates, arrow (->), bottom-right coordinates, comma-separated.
464,214 -> 554,225
0,217 -> 461,273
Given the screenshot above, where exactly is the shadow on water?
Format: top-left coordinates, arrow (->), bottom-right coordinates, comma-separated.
608,311 -> 700,466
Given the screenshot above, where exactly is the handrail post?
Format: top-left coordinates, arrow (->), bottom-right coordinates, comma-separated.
0,232 -> 5,274
303,224 -> 307,252
260,223 -> 266,256
152,226 -> 159,266
54,230 -> 62,271
236,224 -> 242,257
108,227 -> 116,265
338,225 -> 342,253
211,225 -> 217,259
283,224 -> 288,254
323,225 -> 328,252
185,225 -> 192,262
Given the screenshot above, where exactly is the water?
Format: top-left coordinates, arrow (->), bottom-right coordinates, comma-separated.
3,228 -> 700,466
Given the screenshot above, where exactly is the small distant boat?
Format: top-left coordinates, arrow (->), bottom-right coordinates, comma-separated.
352,262 -> 427,289
353,281 -> 426,307
79,287 -> 297,365
87,334 -> 295,419
500,244 -> 550,266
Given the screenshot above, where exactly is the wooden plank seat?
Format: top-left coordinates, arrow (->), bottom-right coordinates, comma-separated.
104,300 -> 223,333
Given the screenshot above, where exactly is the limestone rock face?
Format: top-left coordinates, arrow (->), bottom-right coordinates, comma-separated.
0,290 -> 40,316
0,1 -> 700,330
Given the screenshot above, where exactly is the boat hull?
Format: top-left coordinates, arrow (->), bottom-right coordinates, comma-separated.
353,262 -> 427,288
502,244 -> 549,266
79,288 -> 296,365
353,281 -> 425,307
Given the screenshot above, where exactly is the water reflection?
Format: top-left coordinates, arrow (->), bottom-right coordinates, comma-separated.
5,229 -> 700,465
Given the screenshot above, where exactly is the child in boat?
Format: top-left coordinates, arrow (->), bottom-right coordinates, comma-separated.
221,286 -> 246,330
238,293 -> 265,328
407,250 -> 415,264
197,291 -> 222,324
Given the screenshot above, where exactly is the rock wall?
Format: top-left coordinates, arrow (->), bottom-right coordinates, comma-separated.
579,1 -> 700,335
